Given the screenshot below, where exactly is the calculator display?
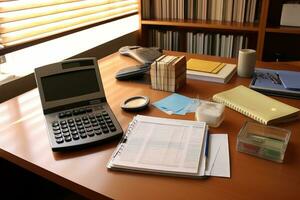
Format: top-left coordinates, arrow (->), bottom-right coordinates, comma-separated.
41,69 -> 100,101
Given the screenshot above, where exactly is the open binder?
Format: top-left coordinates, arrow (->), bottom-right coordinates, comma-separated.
107,115 -> 208,178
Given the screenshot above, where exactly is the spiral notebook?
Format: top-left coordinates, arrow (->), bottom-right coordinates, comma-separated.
107,115 -> 208,178
212,85 -> 300,125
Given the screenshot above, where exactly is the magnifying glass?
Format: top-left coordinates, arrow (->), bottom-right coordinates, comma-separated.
121,96 -> 150,112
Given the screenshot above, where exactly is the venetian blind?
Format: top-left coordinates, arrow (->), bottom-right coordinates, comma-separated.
0,0 -> 138,48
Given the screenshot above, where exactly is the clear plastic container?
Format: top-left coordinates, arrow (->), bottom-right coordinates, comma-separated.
195,100 -> 225,127
237,121 -> 291,163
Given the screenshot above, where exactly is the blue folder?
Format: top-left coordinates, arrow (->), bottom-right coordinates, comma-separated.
277,71 -> 300,91
249,68 -> 300,99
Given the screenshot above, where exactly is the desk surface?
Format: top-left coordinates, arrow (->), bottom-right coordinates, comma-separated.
1,52 -> 300,200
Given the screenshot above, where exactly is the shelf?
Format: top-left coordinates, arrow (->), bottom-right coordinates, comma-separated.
141,19 -> 259,32
266,26 -> 300,34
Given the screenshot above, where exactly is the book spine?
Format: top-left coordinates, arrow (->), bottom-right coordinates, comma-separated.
212,95 -> 267,125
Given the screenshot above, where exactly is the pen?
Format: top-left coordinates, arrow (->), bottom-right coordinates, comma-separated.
205,130 -> 210,158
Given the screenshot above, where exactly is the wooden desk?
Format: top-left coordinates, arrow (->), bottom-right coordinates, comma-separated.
1,52 -> 300,200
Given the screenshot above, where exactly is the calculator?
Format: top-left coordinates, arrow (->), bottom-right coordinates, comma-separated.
34,58 -> 123,151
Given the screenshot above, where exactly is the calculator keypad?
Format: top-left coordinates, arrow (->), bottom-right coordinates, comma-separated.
52,111 -> 117,144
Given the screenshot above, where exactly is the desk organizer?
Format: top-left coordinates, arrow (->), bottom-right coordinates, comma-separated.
150,55 -> 186,92
237,121 -> 290,163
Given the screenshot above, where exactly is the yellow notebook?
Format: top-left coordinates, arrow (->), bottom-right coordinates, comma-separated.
212,85 -> 299,125
187,58 -> 226,74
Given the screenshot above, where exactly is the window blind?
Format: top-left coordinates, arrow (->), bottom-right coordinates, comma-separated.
0,0 -> 138,48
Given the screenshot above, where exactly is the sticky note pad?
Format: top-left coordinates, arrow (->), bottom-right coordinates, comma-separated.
187,59 -> 225,73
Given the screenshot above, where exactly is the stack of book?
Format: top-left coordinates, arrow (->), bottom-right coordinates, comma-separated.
142,0 -> 260,23
149,30 -> 248,58
150,55 -> 186,92
186,32 -> 248,58
186,58 -> 236,83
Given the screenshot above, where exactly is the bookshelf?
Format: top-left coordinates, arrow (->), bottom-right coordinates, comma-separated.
138,0 -> 300,61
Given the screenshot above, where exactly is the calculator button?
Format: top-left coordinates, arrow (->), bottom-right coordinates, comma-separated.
79,129 -> 86,134
86,108 -> 93,113
75,117 -> 81,122
72,134 -> 80,140
70,127 -> 77,132
101,124 -> 107,129
60,120 -> 67,125
87,132 -> 95,137
55,134 -> 62,139
52,122 -> 59,127
92,123 -> 98,127
53,130 -> 61,135
67,119 -> 74,123
84,124 -> 92,128
94,126 -> 100,131
79,108 -> 87,114
105,119 -> 112,123
71,130 -> 78,135
103,128 -> 109,133
61,124 -> 68,129
91,119 -> 97,123
104,116 -> 110,120
86,127 -> 93,132
65,136 -> 72,142
53,126 -> 60,131
63,132 -> 70,137
95,130 -> 102,135
80,133 -> 87,138
69,123 -> 75,127
77,125 -> 84,130
62,128 -> 69,133
65,111 -> 72,117
58,113 -> 66,119
89,115 -> 95,119
76,121 -> 83,125
83,120 -> 90,125
109,126 -> 116,132
56,137 -> 64,144
107,122 -> 114,127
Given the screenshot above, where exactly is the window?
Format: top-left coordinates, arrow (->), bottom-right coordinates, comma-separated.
0,0 -> 139,78
0,0 -> 138,49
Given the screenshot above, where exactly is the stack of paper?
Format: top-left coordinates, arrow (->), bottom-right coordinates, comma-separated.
107,115 -> 231,179
150,55 -> 186,92
186,58 -> 236,84
152,93 -> 200,115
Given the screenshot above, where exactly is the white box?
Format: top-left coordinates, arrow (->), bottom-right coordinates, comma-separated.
280,4 -> 300,27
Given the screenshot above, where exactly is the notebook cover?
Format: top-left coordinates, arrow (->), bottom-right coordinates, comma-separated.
278,70 -> 300,91
187,59 -> 225,73
212,85 -> 299,124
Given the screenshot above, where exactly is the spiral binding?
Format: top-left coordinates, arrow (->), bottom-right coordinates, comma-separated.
112,118 -> 138,159
214,96 -> 266,125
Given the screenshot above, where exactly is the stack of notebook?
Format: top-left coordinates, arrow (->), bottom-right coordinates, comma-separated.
186,58 -> 236,84
150,55 -> 186,92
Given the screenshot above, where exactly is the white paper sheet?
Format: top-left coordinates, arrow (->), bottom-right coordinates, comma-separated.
205,134 -> 230,178
112,115 -> 207,175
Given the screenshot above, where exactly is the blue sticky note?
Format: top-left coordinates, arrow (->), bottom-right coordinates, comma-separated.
153,93 -> 193,113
